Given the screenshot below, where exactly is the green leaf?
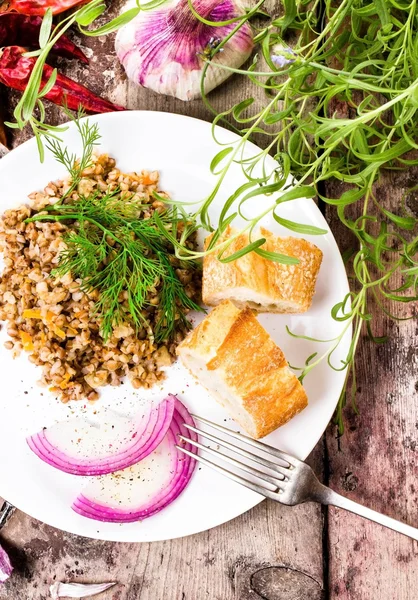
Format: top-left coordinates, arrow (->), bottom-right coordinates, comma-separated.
286,325 -> 335,343
210,147 -> 233,174
253,28 -> 269,44
4,121 -> 20,129
264,104 -> 295,124
288,128 -> 302,159
76,1 -> 107,26
341,247 -> 356,265
37,99 -> 46,122
23,49 -> 43,59
353,3 -> 377,16
142,0 -> 167,9
322,187 -> 365,206
374,0 -> 390,27
351,128 -> 369,155
379,207 -> 416,231
22,56 -> 47,122
237,179 -> 289,210
276,186 -> 316,203
39,8 -> 53,49
280,0 -> 297,31
34,130 -> 45,163
187,0 -> 245,27
254,247 -> 300,265
317,31 -> 350,60
370,139 -> 411,163
274,152 -> 291,180
380,289 -> 418,303
81,6 -> 141,35
406,236 -> 418,257
366,321 -> 388,344
273,213 -> 327,235
152,191 -> 197,207
305,352 -> 318,365
219,180 -> 259,223
38,68 -> 57,98
357,94 -> 375,113
331,301 -> 352,321
232,98 -> 255,122
206,213 -> 237,251
217,238 -> 266,263
408,85 -> 418,108
246,6 -> 269,18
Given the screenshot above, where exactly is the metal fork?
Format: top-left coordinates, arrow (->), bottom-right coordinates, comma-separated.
176,416 -> 418,542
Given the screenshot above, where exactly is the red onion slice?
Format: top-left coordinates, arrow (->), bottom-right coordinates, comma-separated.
27,396 -> 175,476
72,398 -> 197,523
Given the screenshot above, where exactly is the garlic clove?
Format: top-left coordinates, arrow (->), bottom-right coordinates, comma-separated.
0,543 -> 13,584
50,582 -> 117,599
116,0 -> 254,101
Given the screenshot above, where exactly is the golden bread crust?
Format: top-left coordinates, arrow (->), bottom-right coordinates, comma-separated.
202,226 -> 323,313
177,300 -> 308,438
178,299 -> 240,358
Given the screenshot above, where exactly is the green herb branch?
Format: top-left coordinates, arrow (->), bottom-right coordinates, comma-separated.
45,106 -> 101,198
6,0 -> 167,159
176,0 -> 418,433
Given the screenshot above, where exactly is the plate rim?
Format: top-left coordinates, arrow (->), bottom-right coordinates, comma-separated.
0,110 -> 351,542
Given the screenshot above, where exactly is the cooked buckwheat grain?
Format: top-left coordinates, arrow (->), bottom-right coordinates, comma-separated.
0,154 -> 201,402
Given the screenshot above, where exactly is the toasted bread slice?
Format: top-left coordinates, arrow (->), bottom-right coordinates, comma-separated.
176,300 -> 307,438
202,226 -> 323,313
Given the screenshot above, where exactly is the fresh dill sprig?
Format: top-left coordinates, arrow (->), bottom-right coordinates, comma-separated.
45,106 -> 101,199
26,120 -> 202,342
28,191 -> 202,342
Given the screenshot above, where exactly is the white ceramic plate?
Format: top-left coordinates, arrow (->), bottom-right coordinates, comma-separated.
0,111 -> 350,542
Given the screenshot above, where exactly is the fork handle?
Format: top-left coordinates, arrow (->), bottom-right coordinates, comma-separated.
0,502 -> 15,531
320,487 -> 418,541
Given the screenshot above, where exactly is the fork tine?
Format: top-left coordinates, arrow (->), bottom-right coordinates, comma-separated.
178,435 -> 285,489
176,445 -> 282,502
191,415 -> 297,467
183,423 -> 290,479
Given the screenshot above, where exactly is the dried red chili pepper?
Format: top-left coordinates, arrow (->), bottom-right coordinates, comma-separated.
0,86 -> 7,151
0,46 -> 125,113
0,118 -> 7,149
0,122 -> 6,143
0,14 -> 88,63
0,0 -> 87,15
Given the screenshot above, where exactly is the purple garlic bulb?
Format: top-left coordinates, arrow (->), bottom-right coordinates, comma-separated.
115,0 -> 254,101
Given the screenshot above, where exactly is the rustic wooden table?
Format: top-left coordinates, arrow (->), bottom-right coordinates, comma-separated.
1,3 -> 418,598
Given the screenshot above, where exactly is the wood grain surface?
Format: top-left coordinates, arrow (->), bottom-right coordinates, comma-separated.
324,176 -> 418,600
0,447 -> 324,600
0,0 -> 417,598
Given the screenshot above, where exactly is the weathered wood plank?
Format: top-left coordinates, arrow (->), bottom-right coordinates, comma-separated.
0,444 -> 324,600
325,175 -> 418,600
